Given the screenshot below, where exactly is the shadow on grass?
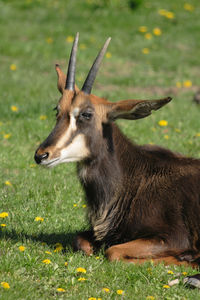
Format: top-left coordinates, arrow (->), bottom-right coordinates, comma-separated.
0,229 -> 76,250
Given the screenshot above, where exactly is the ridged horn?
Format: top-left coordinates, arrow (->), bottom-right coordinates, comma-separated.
65,32 -> 79,91
81,37 -> 111,94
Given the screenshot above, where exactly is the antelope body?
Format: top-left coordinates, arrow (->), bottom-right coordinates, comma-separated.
35,33 -> 200,266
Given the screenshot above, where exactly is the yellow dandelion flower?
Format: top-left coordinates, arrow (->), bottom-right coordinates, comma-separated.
0,212 -> 9,218
64,262 -> 68,266
165,11 -> 175,19
164,135 -> 169,140
80,43 -> 86,50
184,4 -> 194,12
106,52 -> 112,59
145,33 -> 152,40
195,133 -> 200,137
66,35 -> 74,43
117,289 -> 124,295
167,270 -> 174,274
11,105 -> 18,112
30,164 -> 36,168
182,271 -> 188,276
78,277 -> 86,281
73,204 -> 77,207
142,48 -> 150,54
54,245 -> 63,252
158,120 -> 168,126
176,81 -> 182,88
183,80 -> 192,88
40,115 -> 47,120
45,251 -> 52,255
146,297 -> 155,300
1,282 -> 10,289
88,298 -> 96,300
139,26 -> 148,33
1,224 -> 6,227
5,181 -> 12,186
76,267 -> 86,273
35,216 -> 44,222
163,284 -> 170,288
42,259 -> 51,264
4,134 -> 11,139
82,204 -> 87,208
95,256 -> 100,259
153,28 -> 162,36
102,287 -> 110,293
19,246 -> 25,252
46,37 -> 53,44
57,288 -> 66,292
10,64 -> 17,71
158,9 -> 167,16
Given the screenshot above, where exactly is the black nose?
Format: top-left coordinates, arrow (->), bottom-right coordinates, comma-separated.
34,152 -> 49,164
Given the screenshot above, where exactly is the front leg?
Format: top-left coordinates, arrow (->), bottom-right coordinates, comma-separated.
73,230 -> 95,256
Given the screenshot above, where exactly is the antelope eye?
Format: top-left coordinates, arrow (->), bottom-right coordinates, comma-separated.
80,111 -> 93,120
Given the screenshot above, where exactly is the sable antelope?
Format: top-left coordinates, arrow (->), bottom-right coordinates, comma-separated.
35,33 -> 200,267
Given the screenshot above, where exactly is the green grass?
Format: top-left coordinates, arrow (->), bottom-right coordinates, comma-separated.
1,0 -> 200,299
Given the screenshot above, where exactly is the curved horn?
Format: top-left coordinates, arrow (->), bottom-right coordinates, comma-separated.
65,32 -> 79,91
81,37 -> 111,94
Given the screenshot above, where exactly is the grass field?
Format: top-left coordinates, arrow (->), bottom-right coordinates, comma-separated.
1,0 -> 200,299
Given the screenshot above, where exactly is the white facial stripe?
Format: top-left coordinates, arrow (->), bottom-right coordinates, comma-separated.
56,113 -> 77,149
60,134 -> 89,162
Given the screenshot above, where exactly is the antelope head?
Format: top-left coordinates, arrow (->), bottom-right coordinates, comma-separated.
34,33 -> 171,167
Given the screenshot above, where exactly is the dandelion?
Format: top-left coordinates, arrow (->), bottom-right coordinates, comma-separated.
73,204 -> 77,207
117,289 -> 124,295
4,134 -> 11,139
35,216 -> 44,222
88,298 -> 97,300
102,287 -> 110,293
10,64 -> 17,71
11,105 -> 18,112
64,262 -> 68,266
167,270 -> 174,274
76,267 -> 86,273
57,288 -> 66,292
1,282 -> 10,289
158,120 -> 168,127
176,82 -> 182,88
95,256 -> 100,259
40,115 -> 47,120
163,284 -> 170,288
54,243 -> 63,252
182,271 -> 188,276
45,251 -> 52,255
80,43 -> 86,50
66,35 -> 74,43
82,204 -> 87,208
184,3 -> 194,12
146,297 -> 155,300
183,80 -> 192,88
195,133 -> 200,137
106,52 -> 112,59
0,212 -> 9,218
78,277 -> 86,281
5,181 -> 12,186
145,33 -> 152,40
19,246 -> 25,252
142,48 -> 150,54
153,28 -> 162,36
139,26 -> 148,33
164,135 -> 169,140
42,259 -> 51,264
158,9 -> 167,16
1,224 -> 6,227
165,12 -> 175,19
46,37 -> 53,44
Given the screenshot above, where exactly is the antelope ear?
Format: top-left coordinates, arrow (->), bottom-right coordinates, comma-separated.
55,64 -> 79,94
107,97 -> 172,121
